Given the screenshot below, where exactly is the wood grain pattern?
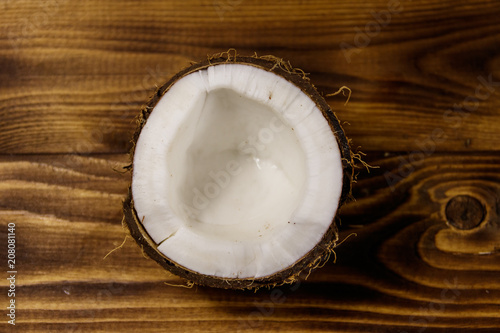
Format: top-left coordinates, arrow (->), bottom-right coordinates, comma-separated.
1,0 -> 499,332
1,0 -> 500,153
1,153 -> 499,332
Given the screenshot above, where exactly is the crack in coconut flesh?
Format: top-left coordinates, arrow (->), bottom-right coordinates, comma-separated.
124,56 -> 352,290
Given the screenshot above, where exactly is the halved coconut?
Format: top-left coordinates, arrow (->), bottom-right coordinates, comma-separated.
123,54 -> 353,290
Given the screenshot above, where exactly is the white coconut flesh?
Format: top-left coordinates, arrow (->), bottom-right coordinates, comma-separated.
132,63 -> 343,279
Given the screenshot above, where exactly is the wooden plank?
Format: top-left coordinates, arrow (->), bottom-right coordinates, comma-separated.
1,0 -> 500,153
0,154 -> 129,223
0,152 -> 498,332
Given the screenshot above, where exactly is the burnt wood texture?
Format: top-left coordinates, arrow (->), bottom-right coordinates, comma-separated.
1,0 -> 499,332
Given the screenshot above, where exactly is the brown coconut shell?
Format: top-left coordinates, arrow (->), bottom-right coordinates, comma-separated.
123,51 -> 354,290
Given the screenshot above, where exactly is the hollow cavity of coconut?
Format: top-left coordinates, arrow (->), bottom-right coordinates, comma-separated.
123,55 -> 353,290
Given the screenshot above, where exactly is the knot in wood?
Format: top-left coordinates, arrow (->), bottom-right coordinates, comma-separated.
445,195 -> 485,230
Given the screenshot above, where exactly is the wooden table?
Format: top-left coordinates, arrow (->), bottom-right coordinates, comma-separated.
1,0 -> 499,332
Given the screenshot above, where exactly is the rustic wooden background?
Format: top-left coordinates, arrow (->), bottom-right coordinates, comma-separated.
1,0 -> 499,332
